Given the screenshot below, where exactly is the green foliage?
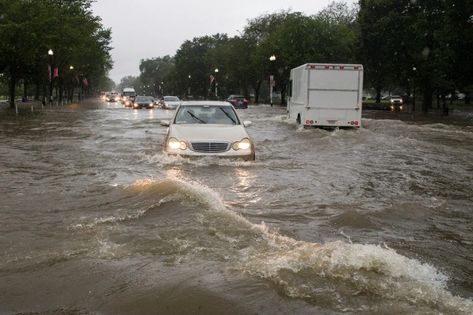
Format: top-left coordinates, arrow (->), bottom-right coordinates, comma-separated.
358,0 -> 473,108
116,76 -> 140,93
0,0 -> 113,107
139,56 -> 175,96
110,0 -> 473,109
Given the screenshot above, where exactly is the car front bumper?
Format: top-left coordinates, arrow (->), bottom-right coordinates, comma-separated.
165,147 -> 255,161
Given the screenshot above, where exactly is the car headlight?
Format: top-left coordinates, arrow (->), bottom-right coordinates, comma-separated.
133,103 -> 139,108
149,103 -> 154,107
168,137 -> 187,150
232,138 -> 251,151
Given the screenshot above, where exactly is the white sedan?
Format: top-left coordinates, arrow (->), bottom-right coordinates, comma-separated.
161,96 -> 181,109
161,101 -> 255,160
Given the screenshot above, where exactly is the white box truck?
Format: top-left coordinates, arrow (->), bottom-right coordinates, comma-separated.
287,63 -> 363,128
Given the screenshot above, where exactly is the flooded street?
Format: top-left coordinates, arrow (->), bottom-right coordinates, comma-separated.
1,100 -> 473,314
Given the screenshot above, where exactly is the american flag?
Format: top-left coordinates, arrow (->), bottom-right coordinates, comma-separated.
209,75 -> 215,85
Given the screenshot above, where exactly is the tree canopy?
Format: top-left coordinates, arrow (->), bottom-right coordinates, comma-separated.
110,0 -> 472,110
0,0 -> 113,108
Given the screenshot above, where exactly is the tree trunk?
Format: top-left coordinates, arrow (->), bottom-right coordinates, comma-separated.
441,94 -> 449,116
34,82 -> 40,100
9,71 -> 16,109
422,82 -> 433,114
254,80 -> 261,104
375,86 -> 381,103
23,80 -> 28,101
280,84 -> 286,106
59,78 -> 63,103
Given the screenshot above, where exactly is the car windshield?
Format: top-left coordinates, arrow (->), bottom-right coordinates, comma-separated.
174,105 -> 239,125
164,96 -> 179,102
135,96 -> 152,102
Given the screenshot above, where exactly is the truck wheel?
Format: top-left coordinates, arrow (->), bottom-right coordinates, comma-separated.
296,114 -> 301,125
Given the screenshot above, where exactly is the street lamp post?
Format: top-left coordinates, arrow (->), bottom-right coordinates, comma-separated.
69,65 -> 74,103
48,49 -> 54,105
412,67 -> 417,112
214,68 -> 219,98
269,55 -> 276,107
188,75 -> 191,97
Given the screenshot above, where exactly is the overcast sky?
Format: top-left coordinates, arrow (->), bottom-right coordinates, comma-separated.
92,0 -> 353,84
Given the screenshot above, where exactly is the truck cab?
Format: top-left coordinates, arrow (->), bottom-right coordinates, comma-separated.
121,87 -> 136,107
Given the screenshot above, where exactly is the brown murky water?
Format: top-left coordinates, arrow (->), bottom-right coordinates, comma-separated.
1,100 -> 472,314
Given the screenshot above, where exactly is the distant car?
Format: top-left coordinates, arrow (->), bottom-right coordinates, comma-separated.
161,96 -> 181,109
132,96 -> 155,109
106,92 -> 120,102
226,95 -> 248,109
388,95 -> 404,111
162,101 -> 255,160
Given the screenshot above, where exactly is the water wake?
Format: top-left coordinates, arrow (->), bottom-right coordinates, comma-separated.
111,178 -> 473,313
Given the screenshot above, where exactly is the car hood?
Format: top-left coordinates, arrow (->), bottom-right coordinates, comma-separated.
169,124 -> 249,142
165,101 -> 180,106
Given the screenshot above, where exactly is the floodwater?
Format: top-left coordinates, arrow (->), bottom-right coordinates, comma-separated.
1,100 -> 472,314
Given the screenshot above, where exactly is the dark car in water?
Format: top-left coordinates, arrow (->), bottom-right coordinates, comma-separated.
226,95 -> 248,109
132,96 -> 155,109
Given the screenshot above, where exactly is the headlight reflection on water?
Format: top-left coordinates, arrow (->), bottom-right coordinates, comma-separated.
166,168 -> 184,179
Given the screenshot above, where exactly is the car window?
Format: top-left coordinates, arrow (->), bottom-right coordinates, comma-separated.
174,105 -> 240,125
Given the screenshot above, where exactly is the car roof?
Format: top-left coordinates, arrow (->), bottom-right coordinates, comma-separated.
180,101 -> 232,106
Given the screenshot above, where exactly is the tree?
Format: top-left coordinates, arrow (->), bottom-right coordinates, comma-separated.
116,75 -> 140,93
174,34 -> 229,98
139,56 -> 174,97
0,0 -> 112,108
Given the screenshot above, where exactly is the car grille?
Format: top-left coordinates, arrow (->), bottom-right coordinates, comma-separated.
191,142 -> 229,153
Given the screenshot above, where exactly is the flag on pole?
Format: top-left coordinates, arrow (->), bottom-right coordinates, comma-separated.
48,65 -> 52,81
209,75 -> 215,86
83,78 -> 89,87
53,67 -> 59,78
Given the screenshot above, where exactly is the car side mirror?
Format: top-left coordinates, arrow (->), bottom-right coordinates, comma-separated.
160,120 -> 170,126
243,121 -> 252,127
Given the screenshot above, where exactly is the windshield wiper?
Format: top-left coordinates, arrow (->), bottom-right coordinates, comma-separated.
219,107 -> 236,124
187,110 -> 207,124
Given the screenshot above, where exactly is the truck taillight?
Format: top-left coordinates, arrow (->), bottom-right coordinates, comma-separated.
305,120 -> 310,125
354,121 -> 359,126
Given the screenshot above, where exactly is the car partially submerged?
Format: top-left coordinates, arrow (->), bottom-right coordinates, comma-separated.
161,96 -> 181,109
388,95 -> 404,111
162,101 -> 255,160
132,96 -> 155,109
226,95 -> 248,108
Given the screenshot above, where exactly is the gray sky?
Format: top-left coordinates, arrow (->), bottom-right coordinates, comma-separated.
92,0 -> 353,83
